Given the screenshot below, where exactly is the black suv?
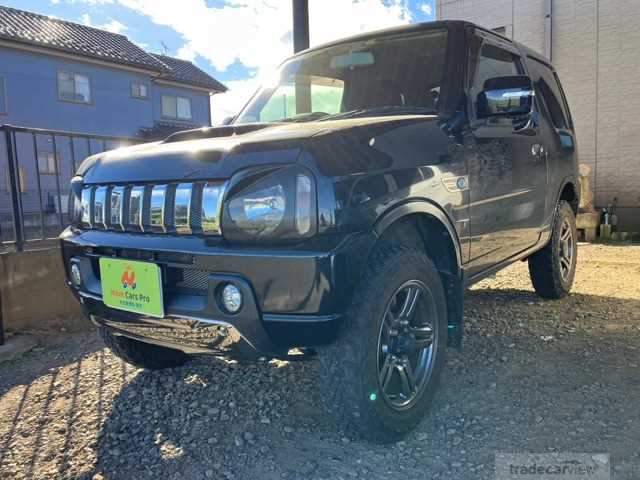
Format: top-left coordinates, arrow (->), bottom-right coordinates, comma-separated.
61,21 -> 579,441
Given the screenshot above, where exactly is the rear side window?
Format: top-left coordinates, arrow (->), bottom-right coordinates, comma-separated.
552,71 -> 573,128
527,58 -> 571,129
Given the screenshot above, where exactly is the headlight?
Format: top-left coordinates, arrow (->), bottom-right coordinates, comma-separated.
222,166 -> 317,241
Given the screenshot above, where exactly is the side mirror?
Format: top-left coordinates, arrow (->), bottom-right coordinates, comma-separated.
221,116 -> 234,126
477,75 -> 534,119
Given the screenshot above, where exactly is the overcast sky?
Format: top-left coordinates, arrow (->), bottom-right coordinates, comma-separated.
6,0 -> 436,123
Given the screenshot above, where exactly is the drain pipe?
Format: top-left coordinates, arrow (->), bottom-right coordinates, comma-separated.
545,0 -> 553,61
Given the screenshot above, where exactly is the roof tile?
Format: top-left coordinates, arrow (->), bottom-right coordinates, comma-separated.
153,54 -> 227,92
0,5 -> 226,92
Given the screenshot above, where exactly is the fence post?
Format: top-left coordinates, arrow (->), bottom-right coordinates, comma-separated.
51,134 -> 64,229
4,128 -> 25,252
32,132 -> 46,239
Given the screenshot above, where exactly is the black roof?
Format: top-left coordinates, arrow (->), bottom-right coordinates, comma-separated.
292,19 -> 520,56
153,54 -> 227,92
0,5 -> 226,92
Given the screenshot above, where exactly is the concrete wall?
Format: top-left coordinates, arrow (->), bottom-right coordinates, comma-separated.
437,0 -> 640,230
0,248 -> 87,332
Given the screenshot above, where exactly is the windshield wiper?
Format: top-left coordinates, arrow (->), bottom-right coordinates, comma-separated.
319,106 -> 438,121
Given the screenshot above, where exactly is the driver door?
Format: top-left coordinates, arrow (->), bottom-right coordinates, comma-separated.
465,33 -> 548,277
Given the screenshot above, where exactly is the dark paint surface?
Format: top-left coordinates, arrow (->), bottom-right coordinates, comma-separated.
61,20 -> 579,351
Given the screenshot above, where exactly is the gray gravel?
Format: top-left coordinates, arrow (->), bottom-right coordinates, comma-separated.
1,243 -> 639,479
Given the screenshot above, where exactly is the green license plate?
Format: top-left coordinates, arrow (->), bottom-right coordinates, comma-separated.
99,258 -> 164,318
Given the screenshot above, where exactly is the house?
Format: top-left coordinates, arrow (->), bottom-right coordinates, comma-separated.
0,5 -> 227,137
0,5 -> 227,243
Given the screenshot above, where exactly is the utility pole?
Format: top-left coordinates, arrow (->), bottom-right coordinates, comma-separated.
292,0 -> 311,114
292,0 -> 309,53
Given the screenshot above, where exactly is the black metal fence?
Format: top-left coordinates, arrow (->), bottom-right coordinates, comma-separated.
1,124 -> 142,252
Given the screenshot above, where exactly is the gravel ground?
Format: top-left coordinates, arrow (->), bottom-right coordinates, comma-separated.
1,243 -> 639,480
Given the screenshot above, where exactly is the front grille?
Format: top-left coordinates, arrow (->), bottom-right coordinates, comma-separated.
174,268 -> 210,291
164,267 -> 210,296
80,181 -> 226,235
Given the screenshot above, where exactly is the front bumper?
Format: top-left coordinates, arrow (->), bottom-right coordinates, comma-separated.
60,228 -> 375,356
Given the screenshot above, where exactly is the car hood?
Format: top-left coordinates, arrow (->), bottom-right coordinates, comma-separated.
77,115 -> 438,184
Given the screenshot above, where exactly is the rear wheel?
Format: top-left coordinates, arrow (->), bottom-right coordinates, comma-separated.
317,244 -> 447,442
99,327 -> 189,370
528,200 -> 578,299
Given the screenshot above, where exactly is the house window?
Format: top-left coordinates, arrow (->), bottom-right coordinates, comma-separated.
5,167 -> 26,193
58,71 -> 91,103
131,82 -> 148,99
162,95 -> 192,120
0,76 -> 6,114
38,152 -> 58,175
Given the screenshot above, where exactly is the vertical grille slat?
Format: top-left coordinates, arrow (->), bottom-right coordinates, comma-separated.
86,182 -> 225,236
93,186 -> 108,229
129,185 -> 144,231
174,183 -> 193,234
150,184 -> 167,231
110,186 -> 125,230
202,182 -> 226,235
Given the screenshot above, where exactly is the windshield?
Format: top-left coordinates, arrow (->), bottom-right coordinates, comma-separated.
234,29 -> 448,124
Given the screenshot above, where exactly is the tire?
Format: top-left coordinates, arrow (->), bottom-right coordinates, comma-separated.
317,243 -> 448,442
528,200 -> 578,299
99,327 -> 189,370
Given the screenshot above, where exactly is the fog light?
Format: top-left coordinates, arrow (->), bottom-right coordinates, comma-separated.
221,284 -> 242,313
70,263 -> 82,287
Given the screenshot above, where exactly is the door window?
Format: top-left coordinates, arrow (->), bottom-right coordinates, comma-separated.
468,40 -> 524,118
472,43 -> 523,92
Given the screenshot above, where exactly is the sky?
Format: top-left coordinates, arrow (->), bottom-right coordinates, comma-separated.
4,0 -> 436,124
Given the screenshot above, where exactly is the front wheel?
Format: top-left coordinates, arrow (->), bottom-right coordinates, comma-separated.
317,244 -> 448,442
528,200 -> 578,299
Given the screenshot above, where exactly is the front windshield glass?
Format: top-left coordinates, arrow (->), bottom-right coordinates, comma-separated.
235,29 -> 448,124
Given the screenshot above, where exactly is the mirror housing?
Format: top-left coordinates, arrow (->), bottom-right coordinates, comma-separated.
221,116 -> 234,126
477,75 -> 534,119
